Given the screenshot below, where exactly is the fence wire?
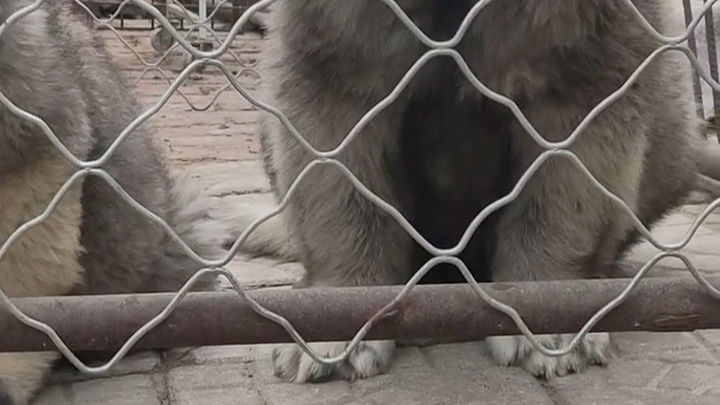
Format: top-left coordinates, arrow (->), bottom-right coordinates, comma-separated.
75,0 -> 262,112
1,0 -> 720,378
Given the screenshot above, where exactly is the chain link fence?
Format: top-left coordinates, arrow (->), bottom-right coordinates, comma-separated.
68,0 -> 265,115
2,0 -> 720,391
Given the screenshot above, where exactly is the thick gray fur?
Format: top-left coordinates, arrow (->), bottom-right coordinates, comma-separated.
237,0 -> 704,384
0,1 -> 246,403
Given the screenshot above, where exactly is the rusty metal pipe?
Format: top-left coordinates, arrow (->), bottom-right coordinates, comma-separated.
1,276 -> 720,353
700,140 -> 720,182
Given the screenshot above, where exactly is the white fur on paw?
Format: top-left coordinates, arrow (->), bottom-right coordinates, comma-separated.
271,340 -> 395,383
0,352 -> 59,405
485,333 -> 612,379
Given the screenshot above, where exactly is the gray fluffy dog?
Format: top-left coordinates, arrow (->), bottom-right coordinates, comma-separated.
231,0 -> 705,384
0,0 -> 247,403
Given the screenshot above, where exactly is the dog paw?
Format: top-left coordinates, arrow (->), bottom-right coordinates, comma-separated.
271,340 -> 395,383
0,388 -> 13,405
485,333 -> 613,379
0,352 -> 59,405
0,378 -> 32,405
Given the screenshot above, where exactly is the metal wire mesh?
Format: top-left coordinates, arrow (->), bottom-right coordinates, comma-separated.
1,0 -> 720,379
77,0 -> 258,31
684,0 -> 720,138
70,0 -> 263,113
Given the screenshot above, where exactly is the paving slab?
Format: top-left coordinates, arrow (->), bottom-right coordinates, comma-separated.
35,375 -> 162,405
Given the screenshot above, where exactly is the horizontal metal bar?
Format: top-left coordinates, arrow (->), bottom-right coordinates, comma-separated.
700,141 -> 720,182
2,275 -> 720,353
